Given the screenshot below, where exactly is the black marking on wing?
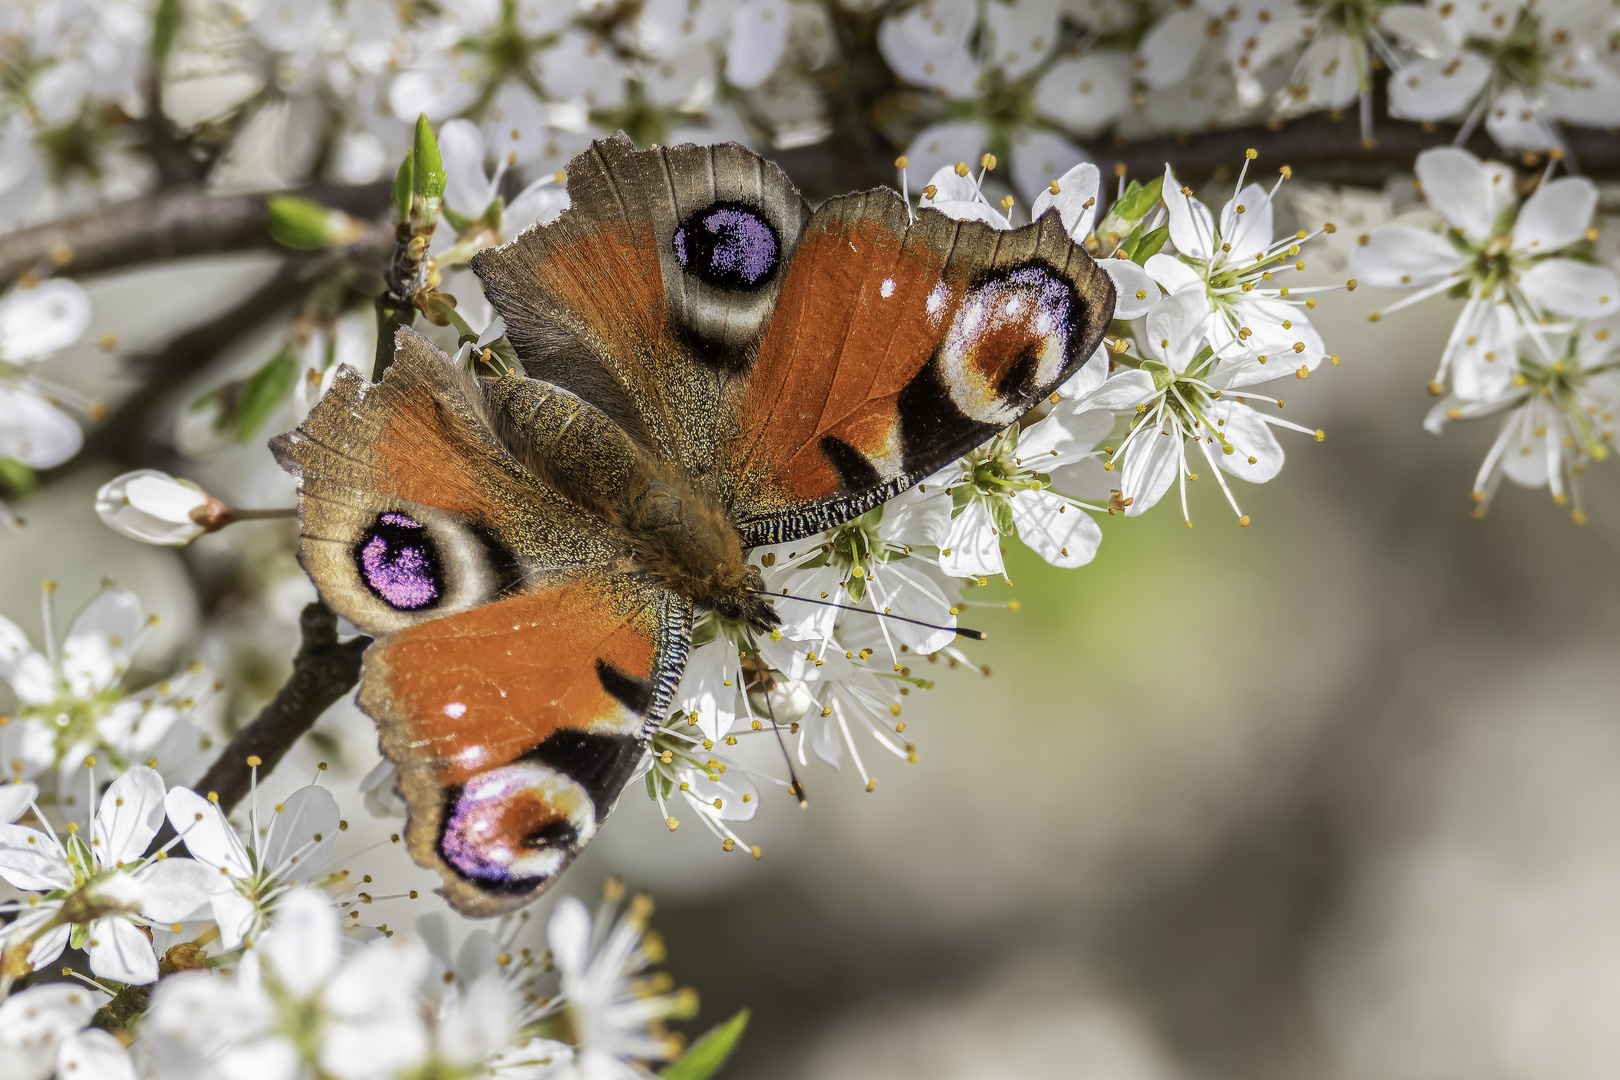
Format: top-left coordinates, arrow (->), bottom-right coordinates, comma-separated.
528,729 -> 644,821
594,658 -> 655,714
818,434 -> 882,495
896,360 -> 999,475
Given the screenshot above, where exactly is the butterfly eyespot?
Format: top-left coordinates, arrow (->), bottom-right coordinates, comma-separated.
672,202 -> 780,290
358,512 -> 441,611
439,761 -> 597,892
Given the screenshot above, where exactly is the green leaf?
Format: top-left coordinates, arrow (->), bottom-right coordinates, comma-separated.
412,114 -> 446,204
1116,222 -> 1143,261
151,0 -> 181,61
660,1009 -> 750,1080
392,150 -> 414,225
1132,224 -> 1169,265
0,458 -> 38,495
268,196 -> 338,250
235,345 -> 299,442
441,204 -> 473,235
1112,175 -> 1165,225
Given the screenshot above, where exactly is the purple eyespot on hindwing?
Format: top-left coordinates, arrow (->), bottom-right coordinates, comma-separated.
672,202 -> 779,290
357,511 -> 441,610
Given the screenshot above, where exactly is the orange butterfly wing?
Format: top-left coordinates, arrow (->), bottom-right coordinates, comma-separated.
365,573 -> 687,917
273,332 -> 689,917
722,191 -> 1115,544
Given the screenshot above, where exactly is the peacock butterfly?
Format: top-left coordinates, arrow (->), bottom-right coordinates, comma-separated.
272,133 -> 1115,916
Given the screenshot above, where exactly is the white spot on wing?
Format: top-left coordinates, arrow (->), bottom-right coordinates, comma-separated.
881,278 -> 896,298
444,702 -> 467,718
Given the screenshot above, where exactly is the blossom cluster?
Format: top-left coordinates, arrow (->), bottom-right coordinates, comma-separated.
0,761 -> 740,1080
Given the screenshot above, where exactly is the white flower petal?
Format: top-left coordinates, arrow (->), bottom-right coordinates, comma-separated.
1143,251 -> 1202,295
1414,146 -> 1497,242
1030,161 -> 1101,240
881,484 -> 953,548
57,1027 -> 136,1080
1008,129 -> 1089,208
93,765 -> 166,866
1076,368 -> 1157,411
1144,287 -> 1212,371
938,500 -> 1005,579
985,0 -> 1061,80
438,119 -> 496,220
0,780 -> 37,823
1379,5 -> 1458,56
1219,182 -> 1274,264
95,470 -> 209,546
62,588 -> 142,700
727,0 -> 791,88
1350,225 -> 1466,288
0,279 -> 91,362
212,891 -> 260,951
164,786 -> 253,877
139,856 -> 227,923
88,916 -> 158,985
504,178 -> 569,233
262,783 -> 340,882
1008,489 -> 1101,568
0,617 -> 55,705
902,121 -> 989,194
1161,166 -> 1216,261
1208,402 -> 1285,482
547,895 -> 592,976
1134,8 -> 1207,89
866,561 -> 955,653
24,923 -> 73,974
1387,54 -> 1491,123
262,888 -> 341,996
0,386 -> 83,469
0,983 -> 99,1080
1512,176 -> 1597,255
1520,259 -> 1620,319
1057,345 -> 1109,400
1033,52 -> 1131,134
1100,259 -> 1157,319
1484,86 -> 1559,152
1121,421 -> 1182,515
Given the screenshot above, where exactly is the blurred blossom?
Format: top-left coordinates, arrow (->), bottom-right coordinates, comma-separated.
0,584 -> 220,816
0,281 -> 94,514
1382,0 -> 1620,150
0,983 -> 137,1080
1426,316 -> 1620,520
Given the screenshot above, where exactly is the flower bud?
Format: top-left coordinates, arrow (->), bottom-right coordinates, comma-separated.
95,470 -> 221,546
267,196 -> 363,250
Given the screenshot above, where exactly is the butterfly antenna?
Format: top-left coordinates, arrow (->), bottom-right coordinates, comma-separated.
753,590 -> 985,641
742,627 -> 808,807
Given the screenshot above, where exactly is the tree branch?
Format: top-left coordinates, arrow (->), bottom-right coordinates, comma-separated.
0,181 -> 388,288
195,601 -> 370,814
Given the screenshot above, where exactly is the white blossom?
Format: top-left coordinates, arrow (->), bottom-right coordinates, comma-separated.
0,982 -> 136,1080
0,280 -> 94,494
94,471 -> 214,547
1353,147 -> 1619,401
1426,316 -> 1620,520
0,767 -> 216,987
143,887 -> 431,1080
0,585 -> 220,809
1382,0 -> 1620,151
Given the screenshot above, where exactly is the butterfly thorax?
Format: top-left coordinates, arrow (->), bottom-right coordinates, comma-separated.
485,373 -> 777,633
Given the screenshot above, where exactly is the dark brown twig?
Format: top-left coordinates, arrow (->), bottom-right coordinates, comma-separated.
0,181 -> 389,288
194,601 -> 370,814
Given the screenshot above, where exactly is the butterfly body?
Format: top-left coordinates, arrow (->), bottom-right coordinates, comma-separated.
273,133 -> 1114,915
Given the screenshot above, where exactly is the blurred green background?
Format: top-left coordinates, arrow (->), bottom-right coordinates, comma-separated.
6,204 -> 1620,1079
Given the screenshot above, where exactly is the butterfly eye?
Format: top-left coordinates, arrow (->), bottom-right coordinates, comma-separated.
672,201 -> 781,291
438,761 -> 597,891
339,507 -> 520,632
938,265 -> 1081,427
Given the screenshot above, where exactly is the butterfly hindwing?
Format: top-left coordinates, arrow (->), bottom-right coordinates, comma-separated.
471,133 -> 812,474
364,571 -> 689,917
721,192 -> 1116,544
